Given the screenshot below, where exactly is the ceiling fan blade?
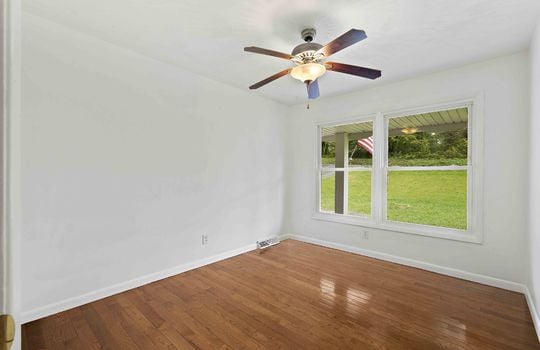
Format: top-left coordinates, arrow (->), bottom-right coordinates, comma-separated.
249,68 -> 292,89
317,29 -> 367,58
244,46 -> 294,60
325,62 -> 381,79
307,80 -> 320,99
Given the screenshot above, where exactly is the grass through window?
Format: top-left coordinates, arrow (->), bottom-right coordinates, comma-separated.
321,170 -> 467,229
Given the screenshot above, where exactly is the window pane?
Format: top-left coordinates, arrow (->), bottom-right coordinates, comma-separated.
387,107 -> 468,167
320,170 -> 336,213
348,171 -> 371,216
386,107 -> 468,230
321,141 -> 336,168
387,170 -> 467,229
320,120 -> 373,217
321,122 -> 373,168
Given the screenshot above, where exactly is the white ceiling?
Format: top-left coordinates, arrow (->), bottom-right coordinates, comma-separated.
23,0 -> 540,105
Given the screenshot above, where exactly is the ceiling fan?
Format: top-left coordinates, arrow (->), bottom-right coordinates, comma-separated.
244,28 -> 381,100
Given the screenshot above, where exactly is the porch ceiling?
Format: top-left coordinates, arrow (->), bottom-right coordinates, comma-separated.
322,107 -> 468,142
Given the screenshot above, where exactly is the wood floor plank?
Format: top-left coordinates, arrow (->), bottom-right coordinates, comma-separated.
22,240 -> 540,349
107,294 -> 178,350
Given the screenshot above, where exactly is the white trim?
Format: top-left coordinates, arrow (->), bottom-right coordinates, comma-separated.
322,165 -> 469,173
282,234 -> 522,291
313,212 -> 376,226
373,112 -> 384,225
524,287 -> 540,342
21,243 -> 257,324
387,165 -> 467,171
1,0 -> 7,314
5,0 -> 22,349
312,208 -> 480,243
382,98 -> 478,119
468,94 -> 485,243
321,167 -> 372,172
380,219 -> 479,243
317,113 -> 378,129
381,115 -> 390,226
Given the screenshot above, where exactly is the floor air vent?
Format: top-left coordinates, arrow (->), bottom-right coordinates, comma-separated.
256,237 -> 280,250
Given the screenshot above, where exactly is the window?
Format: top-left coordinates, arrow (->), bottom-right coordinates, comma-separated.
316,101 -> 482,243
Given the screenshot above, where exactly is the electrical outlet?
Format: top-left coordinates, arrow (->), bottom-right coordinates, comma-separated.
362,231 -> 369,240
202,235 -> 208,245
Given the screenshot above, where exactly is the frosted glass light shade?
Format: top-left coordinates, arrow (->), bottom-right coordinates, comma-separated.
290,63 -> 326,82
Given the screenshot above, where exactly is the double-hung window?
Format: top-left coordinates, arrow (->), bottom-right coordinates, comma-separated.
316,101 -> 482,243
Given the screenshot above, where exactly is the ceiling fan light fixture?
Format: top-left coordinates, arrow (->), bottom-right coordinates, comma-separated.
290,63 -> 326,83
244,28 -> 381,100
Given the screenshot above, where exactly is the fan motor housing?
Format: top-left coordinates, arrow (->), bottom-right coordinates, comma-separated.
291,42 -> 323,56
292,28 -> 323,62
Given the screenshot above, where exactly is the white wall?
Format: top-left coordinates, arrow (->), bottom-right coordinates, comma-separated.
21,13 -> 287,317
529,20 -> 540,322
286,52 -> 530,283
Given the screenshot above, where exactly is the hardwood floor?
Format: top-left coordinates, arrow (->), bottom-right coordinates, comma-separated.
22,240 -> 539,349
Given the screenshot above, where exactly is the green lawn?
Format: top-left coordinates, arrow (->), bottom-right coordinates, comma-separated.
321,170 -> 467,230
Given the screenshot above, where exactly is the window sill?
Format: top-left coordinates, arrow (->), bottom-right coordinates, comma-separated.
312,212 -> 482,244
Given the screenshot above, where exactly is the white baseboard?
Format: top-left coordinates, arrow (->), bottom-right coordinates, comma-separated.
21,243 -> 257,324
524,286 -> 540,342
283,234 -> 523,291
281,234 -> 540,341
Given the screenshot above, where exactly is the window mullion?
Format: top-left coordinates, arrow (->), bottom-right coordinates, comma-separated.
372,113 -> 385,224
334,132 -> 349,214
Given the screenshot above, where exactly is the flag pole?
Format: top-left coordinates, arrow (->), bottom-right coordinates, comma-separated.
349,144 -> 359,163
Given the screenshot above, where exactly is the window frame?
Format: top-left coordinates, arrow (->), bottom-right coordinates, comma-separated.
313,97 -> 484,244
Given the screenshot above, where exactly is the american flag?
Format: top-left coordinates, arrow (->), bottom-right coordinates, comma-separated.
356,136 -> 374,154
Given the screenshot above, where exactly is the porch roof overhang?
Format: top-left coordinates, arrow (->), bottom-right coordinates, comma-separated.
321,107 -> 468,142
